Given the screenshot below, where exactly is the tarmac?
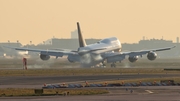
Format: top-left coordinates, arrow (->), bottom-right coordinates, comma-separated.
0,57 -> 180,101
0,74 -> 180,88
1,74 -> 180,101
0,86 -> 180,101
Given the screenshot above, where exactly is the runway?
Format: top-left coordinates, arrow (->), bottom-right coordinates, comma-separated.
1,86 -> 180,101
0,74 -> 180,88
1,94 -> 180,101
0,73 -> 180,101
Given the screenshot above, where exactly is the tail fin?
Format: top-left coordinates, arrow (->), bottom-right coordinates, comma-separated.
77,22 -> 87,47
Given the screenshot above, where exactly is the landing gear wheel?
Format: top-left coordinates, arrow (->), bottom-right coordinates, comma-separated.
111,63 -> 116,68
102,64 -> 106,68
101,61 -> 106,68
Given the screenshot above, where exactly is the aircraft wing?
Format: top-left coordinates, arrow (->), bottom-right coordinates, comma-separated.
3,46 -> 77,57
50,48 -> 75,51
103,46 -> 175,63
78,48 -> 107,55
121,46 -> 176,56
90,46 -> 120,54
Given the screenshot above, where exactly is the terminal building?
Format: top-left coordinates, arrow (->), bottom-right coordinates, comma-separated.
71,30 -> 78,39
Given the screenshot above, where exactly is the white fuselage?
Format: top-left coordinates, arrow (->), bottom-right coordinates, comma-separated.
77,37 -> 121,66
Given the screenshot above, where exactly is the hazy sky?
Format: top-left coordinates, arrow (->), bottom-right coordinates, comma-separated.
0,0 -> 180,45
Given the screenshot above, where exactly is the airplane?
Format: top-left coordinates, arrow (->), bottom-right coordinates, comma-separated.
4,22 -> 175,67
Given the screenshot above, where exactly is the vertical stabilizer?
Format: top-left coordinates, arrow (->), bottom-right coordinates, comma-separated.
77,22 -> 87,47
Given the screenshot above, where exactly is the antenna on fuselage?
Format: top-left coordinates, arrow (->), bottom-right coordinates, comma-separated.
77,22 -> 87,47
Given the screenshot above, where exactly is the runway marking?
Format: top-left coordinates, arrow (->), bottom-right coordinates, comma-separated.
145,90 -> 154,94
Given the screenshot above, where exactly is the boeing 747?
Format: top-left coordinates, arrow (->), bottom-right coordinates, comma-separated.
4,22 -> 175,67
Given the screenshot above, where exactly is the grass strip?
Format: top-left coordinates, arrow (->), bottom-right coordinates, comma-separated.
0,88 -> 108,97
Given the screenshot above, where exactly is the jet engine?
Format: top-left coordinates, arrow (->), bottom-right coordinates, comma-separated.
67,56 -> 74,63
147,52 -> 157,60
128,56 -> 139,63
67,54 -> 80,63
40,54 -> 50,60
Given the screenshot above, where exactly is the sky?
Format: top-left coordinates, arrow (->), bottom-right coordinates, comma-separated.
0,0 -> 180,45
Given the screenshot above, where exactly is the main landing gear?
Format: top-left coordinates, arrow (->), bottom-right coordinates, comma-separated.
101,62 -> 106,68
110,62 -> 116,68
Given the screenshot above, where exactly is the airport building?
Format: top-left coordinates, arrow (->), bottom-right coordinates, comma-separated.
177,37 -> 179,43
71,30 -> 78,39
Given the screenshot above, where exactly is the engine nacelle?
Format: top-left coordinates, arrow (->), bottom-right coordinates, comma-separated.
67,56 -> 74,63
147,52 -> 157,60
40,54 -> 50,60
128,56 -> 139,63
67,54 -> 80,63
